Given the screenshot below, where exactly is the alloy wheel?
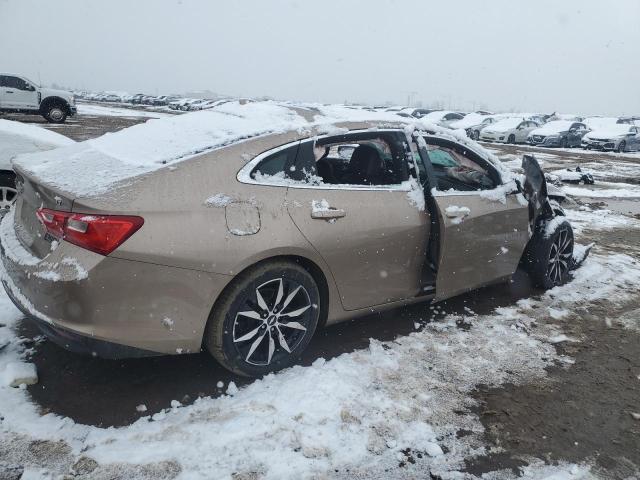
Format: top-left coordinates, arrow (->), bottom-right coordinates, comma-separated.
232,277 -> 312,366
547,227 -> 573,285
0,186 -> 17,211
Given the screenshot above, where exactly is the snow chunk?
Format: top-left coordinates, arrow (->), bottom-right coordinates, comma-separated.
444,205 -> 471,225
205,193 -> 233,207
311,199 -> 331,213
1,361 -> 38,387
136,404 -> 147,413
226,381 -> 239,396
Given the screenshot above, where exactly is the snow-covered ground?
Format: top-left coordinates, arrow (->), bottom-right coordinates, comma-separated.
77,103 -> 170,119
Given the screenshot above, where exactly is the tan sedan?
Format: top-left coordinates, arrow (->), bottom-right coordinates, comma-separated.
0,104 -> 576,376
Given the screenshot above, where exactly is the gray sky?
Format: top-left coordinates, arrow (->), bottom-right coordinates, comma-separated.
1,0 -> 638,116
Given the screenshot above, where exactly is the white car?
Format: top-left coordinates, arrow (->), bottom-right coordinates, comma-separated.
0,119 -> 74,211
581,124 -> 640,152
420,110 -> 465,128
449,113 -> 498,139
480,118 -> 540,144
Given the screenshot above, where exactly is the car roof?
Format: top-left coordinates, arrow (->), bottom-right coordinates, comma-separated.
13,101 -> 505,198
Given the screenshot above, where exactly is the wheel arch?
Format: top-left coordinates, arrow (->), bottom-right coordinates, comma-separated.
39,96 -> 71,115
202,253 -> 332,350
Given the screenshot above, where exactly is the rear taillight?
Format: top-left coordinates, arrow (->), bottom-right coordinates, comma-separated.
36,208 -> 144,256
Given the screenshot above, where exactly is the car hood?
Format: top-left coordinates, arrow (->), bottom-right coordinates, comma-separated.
530,121 -> 573,136
39,87 -> 74,102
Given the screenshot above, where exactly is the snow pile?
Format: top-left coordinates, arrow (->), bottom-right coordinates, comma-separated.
77,103 -> 168,119
444,205 -> 471,224
1,361 -> 38,387
0,119 -> 74,168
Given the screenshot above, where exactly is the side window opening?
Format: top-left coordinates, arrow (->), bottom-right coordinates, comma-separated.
310,133 -> 408,186
250,144 -> 300,182
420,139 -> 498,192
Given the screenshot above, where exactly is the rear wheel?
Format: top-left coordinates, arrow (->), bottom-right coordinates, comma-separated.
524,218 -> 574,289
0,172 -> 17,214
204,260 -> 320,377
508,134 -> 516,144
43,104 -> 67,123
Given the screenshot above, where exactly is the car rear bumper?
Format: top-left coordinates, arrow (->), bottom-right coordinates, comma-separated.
0,213 -> 232,358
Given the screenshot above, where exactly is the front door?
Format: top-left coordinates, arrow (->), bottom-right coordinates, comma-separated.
416,137 -> 530,301
286,131 -> 429,311
0,76 -> 37,109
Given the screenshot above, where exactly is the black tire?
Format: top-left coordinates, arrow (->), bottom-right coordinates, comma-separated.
204,260 -> 320,377
523,218 -> 574,289
508,134 -> 516,144
617,141 -> 626,153
0,171 -> 17,213
473,130 -> 480,140
43,104 -> 67,123
560,137 -> 568,149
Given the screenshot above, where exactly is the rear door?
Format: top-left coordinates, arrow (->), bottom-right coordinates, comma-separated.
285,131 -> 429,311
416,136 -> 530,301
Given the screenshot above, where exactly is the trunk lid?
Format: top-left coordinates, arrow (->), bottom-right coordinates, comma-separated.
12,166 -> 75,259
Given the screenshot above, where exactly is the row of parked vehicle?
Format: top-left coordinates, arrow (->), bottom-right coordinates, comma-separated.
376,107 -> 640,153
75,91 -> 230,111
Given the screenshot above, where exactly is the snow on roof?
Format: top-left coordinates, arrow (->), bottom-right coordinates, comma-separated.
0,120 -> 74,168
448,112 -> 486,130
13,101 -> 499,198
531,120 -> 575,135
585,124 -> 633,138
583,117 -> 620,129
486,117 -> 524,131
421,110 -> 455,122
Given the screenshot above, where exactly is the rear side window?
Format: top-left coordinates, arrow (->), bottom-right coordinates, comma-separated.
250,144 -> 299,181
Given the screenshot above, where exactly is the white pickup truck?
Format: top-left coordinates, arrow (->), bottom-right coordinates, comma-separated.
0,73 -> 77,123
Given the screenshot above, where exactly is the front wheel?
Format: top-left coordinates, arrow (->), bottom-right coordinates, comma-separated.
204,260 -> 320,377
508,134 -> 516,144
617,141 -> 626,153
43,104 -> 67,123
560,138 -> 568,149
523,218 -> 574,289
473,130 -> 480,140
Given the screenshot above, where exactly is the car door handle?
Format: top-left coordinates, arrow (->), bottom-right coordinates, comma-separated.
311,208 -> 346,219
5,90 -> 14,93
445,210 -> 469,218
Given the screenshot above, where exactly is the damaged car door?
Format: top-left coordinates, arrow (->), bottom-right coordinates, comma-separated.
416,135 -> 530,301
285,131 -> 429,311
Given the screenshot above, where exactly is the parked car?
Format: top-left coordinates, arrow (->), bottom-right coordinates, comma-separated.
480,118 -> 540,143
527,121 -> 589,148
0,119 -> 74,212
581,124 -> 640,152
448,113 -> 495,139
1,103 -> 579,377
420,110 -> 466,127
395,108 -> 438,119
582,116 -> 620,130
0,73 -> 77,123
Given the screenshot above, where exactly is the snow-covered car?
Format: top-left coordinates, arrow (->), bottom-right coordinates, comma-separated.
395,108 -> 437,119
448,113 -> 496,139
527,121 -> 589,148
582,116 -> 620,130
1,102 -> 579,377
480,118 -> 540,144
420,110 -> 465,127
0,119 -> 74,212
581,124 -> 640,152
